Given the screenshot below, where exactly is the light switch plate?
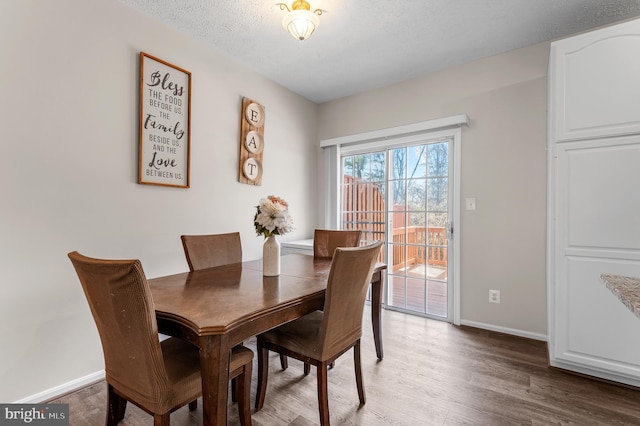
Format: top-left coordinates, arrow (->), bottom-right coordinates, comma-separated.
466,197 -> 476,210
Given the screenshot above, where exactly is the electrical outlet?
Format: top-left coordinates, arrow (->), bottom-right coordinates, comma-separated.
489,289 -> 500,303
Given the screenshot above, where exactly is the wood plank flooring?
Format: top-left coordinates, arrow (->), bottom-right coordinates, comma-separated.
388,277 -> 447,317
50,307 -> 640,425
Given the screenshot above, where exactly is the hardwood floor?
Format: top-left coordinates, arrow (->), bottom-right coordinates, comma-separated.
388,277 -> 447,317
50,307 -> 640,425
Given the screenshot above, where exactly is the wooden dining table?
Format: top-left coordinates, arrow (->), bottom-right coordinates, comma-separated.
148,253 -> 387,426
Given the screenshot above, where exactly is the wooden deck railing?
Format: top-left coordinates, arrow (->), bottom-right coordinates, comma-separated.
342,175 -> 447,272
391,226 -> 447,272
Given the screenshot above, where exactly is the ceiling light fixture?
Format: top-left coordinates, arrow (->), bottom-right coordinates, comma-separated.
277,1 -> 323,41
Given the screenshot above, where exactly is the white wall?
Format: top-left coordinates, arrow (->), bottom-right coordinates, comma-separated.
0,0 -> 317,402
318,43 -> 549,338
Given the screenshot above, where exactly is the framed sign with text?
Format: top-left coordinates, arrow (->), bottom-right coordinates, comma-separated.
138,52 -> 191,188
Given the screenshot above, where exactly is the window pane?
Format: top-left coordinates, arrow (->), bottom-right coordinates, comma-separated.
427,177 -> 448,211
407,278 -> 426,313
390,180 -> 406,209
407,247 -> 426,279
407,178 -> 426,211
408,145 -> 427,178
371,152 -> 386,181
391,148 -> 406,180
376,182 -> 386,202
389,242 -> 406,275
408,212 -> 426,228
427,212 -> 448,228
427,142 -> 449,178
388,275 -> 406,309
427,279 -> 447,317
342,183 -> 353,210
343,154 -> 370,179
343,156 -> 354,177
360,154 -> 372,181
426,225 -> 448,262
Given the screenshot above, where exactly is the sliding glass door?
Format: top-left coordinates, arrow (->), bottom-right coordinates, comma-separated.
341,138 -> 452,320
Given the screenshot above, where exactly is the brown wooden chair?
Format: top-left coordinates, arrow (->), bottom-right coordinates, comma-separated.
180,232 -> 249,403
279,229 -> 363,371
255,241 -> 383,426
68,251 -> 253,426
313,229 -> 362,259
180,232 -> 242,271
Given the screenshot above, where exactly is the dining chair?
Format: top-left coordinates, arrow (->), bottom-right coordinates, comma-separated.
279,228 -> 363,372
180,232 -> 242,271
68,251 -> 254,426
254,241 -> 383,426
313,229 -> 362,259
180,232 -> 249,402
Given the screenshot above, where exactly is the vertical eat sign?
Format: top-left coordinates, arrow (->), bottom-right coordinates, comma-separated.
238,97 -> 264,185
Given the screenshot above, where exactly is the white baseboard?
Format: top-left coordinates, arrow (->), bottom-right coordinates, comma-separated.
460,319 -> 548,342
549,358 -> 640,388
15,370 -> 105,403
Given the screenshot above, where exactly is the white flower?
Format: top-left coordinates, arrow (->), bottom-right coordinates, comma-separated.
254,195 -> 294,237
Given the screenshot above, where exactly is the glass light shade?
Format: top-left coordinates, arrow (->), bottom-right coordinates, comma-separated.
282,9 -> 319,40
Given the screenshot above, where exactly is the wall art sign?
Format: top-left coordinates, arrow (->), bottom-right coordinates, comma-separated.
238,97 -> 265,185
138,52 -> 191,188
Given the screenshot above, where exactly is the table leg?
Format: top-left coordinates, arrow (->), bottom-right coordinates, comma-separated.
199,335 -> 230,426
370,271 -> 383,360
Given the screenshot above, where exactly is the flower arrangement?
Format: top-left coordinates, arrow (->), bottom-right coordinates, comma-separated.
254,195 -> 294,238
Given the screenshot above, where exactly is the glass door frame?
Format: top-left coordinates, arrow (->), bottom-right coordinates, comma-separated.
321,117 -> 465,325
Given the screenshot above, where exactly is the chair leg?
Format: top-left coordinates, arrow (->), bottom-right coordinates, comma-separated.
231,377 -> 237,403
303,362 -> 311,376
234,341 -> 245,401
188,400 -> 197,411
354,340 -> 366,405
255,341 -> 269,410
237,363 -> 253,426
153,413 -> 170,426
279,354 -> 288,370
106,384 -> 127,425
317,363 -> 330,426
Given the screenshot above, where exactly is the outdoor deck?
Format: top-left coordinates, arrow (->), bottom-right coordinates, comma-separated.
364,226 -> 450,318
387,265 -> 448,317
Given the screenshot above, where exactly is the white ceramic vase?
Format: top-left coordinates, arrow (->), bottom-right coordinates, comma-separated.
263,235 -> 281,276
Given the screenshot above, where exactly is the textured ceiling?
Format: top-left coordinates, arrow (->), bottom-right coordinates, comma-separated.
120,0 -> 640,103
